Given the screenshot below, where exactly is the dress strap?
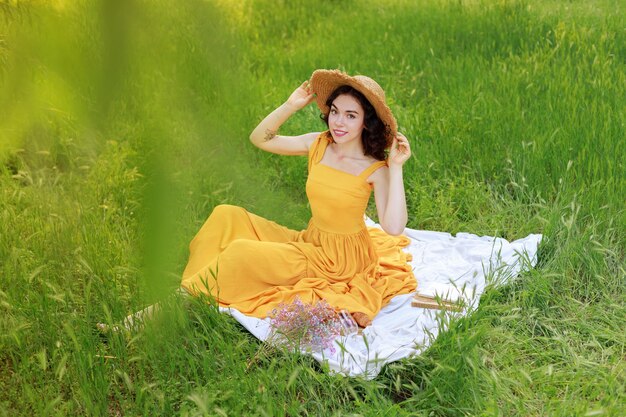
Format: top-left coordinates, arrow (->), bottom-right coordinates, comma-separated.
308,132 -> 332,172
358,160 -> 387,180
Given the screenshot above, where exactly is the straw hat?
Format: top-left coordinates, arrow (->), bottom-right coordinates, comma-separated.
309,69 -> 397,146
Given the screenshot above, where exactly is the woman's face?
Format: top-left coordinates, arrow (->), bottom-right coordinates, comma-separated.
328,94 -> 365,145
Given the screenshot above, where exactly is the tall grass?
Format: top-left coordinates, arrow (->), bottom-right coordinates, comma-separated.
1,0 -> 624,415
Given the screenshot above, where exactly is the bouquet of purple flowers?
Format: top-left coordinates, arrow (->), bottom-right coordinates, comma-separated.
267,297 -> 355,354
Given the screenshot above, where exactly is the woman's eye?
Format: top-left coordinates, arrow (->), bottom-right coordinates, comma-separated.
348,114 -> 355,119
330,109 -> 337,115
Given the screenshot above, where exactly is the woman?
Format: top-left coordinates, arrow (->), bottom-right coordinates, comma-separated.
180,69 -> 416,328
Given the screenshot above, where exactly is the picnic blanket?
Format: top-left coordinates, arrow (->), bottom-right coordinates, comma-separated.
222,218 -> 542,379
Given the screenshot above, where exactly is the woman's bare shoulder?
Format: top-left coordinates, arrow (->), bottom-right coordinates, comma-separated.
367,162 -> 389,184
300,132 -> 323,150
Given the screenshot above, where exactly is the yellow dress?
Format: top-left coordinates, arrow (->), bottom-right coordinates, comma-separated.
181,132 -> 416,319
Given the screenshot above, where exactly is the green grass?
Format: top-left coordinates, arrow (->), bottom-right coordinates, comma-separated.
1,0 -> 624,415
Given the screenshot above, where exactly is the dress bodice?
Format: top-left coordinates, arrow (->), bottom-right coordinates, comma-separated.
306,132 -> 386,234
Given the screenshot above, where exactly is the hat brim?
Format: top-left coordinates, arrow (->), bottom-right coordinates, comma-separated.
310,69 -> 397,146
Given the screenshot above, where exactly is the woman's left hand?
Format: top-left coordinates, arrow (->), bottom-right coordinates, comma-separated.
388,133 -> 412,166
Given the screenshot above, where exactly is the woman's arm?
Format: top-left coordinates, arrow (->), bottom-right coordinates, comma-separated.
250,81 -> 318,155
372,133 -> 412,235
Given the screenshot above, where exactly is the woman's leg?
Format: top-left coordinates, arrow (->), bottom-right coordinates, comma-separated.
182,205 -> 301,280
182,239 -> 309,307
97,288 -> 190,333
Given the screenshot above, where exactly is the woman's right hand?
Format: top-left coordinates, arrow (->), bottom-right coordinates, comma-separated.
285,81 -> 315,111
249,80 -> 318,155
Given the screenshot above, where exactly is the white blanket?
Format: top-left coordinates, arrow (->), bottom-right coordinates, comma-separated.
222,219 -> 542,379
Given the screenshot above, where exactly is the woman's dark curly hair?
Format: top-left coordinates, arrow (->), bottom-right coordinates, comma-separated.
320,85 -> 390,161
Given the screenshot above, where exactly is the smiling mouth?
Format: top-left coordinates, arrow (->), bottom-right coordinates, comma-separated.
333,129 -> 348,137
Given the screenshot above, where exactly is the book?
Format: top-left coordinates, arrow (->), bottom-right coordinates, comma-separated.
411,294 -> 463,312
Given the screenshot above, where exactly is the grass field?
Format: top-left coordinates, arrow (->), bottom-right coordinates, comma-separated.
1,0 -> 624,415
